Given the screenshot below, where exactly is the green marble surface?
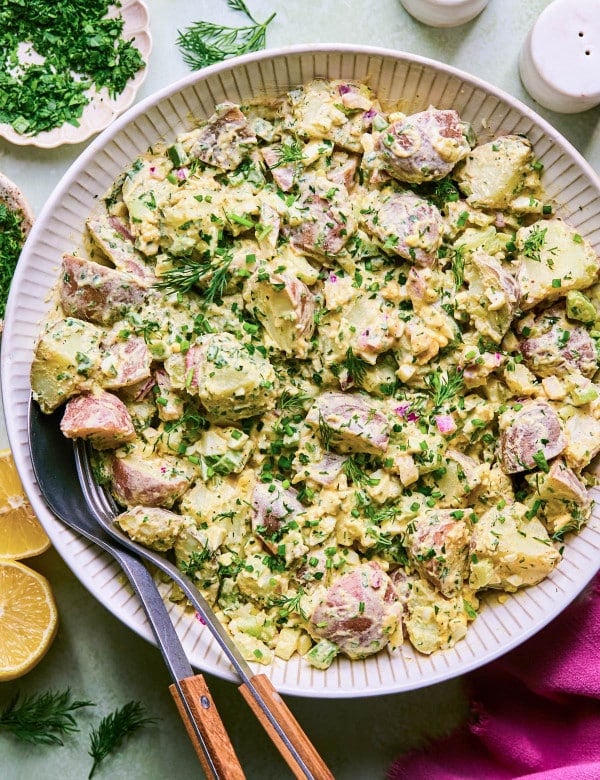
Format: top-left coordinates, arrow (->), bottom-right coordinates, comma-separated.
1,1 -> 599,778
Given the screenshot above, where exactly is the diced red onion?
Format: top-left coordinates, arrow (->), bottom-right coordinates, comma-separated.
395,404 -> 420,423
338,84 -> 352,95
435,414 -> 456,434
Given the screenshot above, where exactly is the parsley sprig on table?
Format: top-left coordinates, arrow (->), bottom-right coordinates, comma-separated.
0,0 -> 145,135
177,0 -> 276,70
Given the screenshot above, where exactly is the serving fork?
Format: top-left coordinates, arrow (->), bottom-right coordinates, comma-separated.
30,396 -> 334,780
28,399 -> 244,779
72,434 -> 334,780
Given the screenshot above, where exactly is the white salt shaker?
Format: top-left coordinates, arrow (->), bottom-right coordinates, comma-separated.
519,0 -> 600,113
400,0 -> 489,27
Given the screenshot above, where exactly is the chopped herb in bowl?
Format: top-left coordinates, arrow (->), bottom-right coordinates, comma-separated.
0,174 -> 32,330
0,0 -> 146,136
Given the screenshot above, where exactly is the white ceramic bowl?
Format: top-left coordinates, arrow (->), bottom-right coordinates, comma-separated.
3,45 -> 600,698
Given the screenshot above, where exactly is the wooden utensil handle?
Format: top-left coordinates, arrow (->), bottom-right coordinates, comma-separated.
239,674 -> 334,780
170,674 -> 246,779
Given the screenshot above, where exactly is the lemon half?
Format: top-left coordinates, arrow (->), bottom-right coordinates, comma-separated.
0,559 -> 58,681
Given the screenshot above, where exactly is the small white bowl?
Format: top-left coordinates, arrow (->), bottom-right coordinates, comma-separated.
0,0 -> 152,148
400,0 -> 488,27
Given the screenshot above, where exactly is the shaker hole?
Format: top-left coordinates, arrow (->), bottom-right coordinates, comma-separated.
578,31 -> 584,37
586,49 -> 591,55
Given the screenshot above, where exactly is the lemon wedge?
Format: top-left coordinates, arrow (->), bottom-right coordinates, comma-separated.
0,448 -> 50,560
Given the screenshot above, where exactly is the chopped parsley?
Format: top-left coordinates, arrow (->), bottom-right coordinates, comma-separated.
0,0 -> 145,135
0,202 -> 27,321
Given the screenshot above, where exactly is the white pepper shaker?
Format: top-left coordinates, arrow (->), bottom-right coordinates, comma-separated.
399,0 -> 489,27
519,0 -> 600,113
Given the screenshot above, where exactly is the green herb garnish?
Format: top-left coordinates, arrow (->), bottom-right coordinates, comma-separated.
318,411 -> 336,451
155,250 -> 234,304
0,1 -> 145,135
429,177 -> 460,209
424,367 -> 464,409
277,390 -> 311,414
88,701 -> 157,778
341,347 -> 368,385
0,202 -> 27,322
267,589 -> 307,620
176,0 -> 276,70
521,225 -> 547,262
0,689 -> 95,746
448,244 -> 466,289
532,449 -> 550,473
270,139 -> 305,168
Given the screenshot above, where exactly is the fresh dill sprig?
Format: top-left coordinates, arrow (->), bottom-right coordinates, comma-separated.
271,139 -> 305,168
0,689 -> 95,746
267,588 -> 307,620
365,526 -> 393,548
429,176 -> 460,210
342,347 -> 369,385
88,701 -> 157,779
318,410 -> 336,452
343,455 -> 379,486
364,502 -> 402,524
176,0 -> 276,70
155,251 -> 233,304
277,390 -> 312,414
521,225 -> 547,262
424,367 -> 464,409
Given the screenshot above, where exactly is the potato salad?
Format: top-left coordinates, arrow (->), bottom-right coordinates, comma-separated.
31,79 -> 600,669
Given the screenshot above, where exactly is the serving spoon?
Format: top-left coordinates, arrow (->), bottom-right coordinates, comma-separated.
72,429 -> 334,780
28,399 -> 244,780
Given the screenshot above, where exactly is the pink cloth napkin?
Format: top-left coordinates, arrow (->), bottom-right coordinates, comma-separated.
389,574 -> 600,780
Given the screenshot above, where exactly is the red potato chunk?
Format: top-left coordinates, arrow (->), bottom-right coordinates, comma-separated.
326,152 -> 360,190
360,190 -> 443,266
500,400 -> 567,474
86,214 -> 156,284
406,509 -> 471,597
261,145 -> 297,191
110,451 -> 195,508
520,308 -> 598,379
460,251 -> 520,343
188,103 -> 257,171
308,562 -> 402,659
289,179 -> 356,259
305,392 -> 390,455
60,254 -> 148,325
154,367 -> 185,421
250,483 -> 307,562
100,336 -> 152,390
60,391 -> 136,450
376,108 -> 471,184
